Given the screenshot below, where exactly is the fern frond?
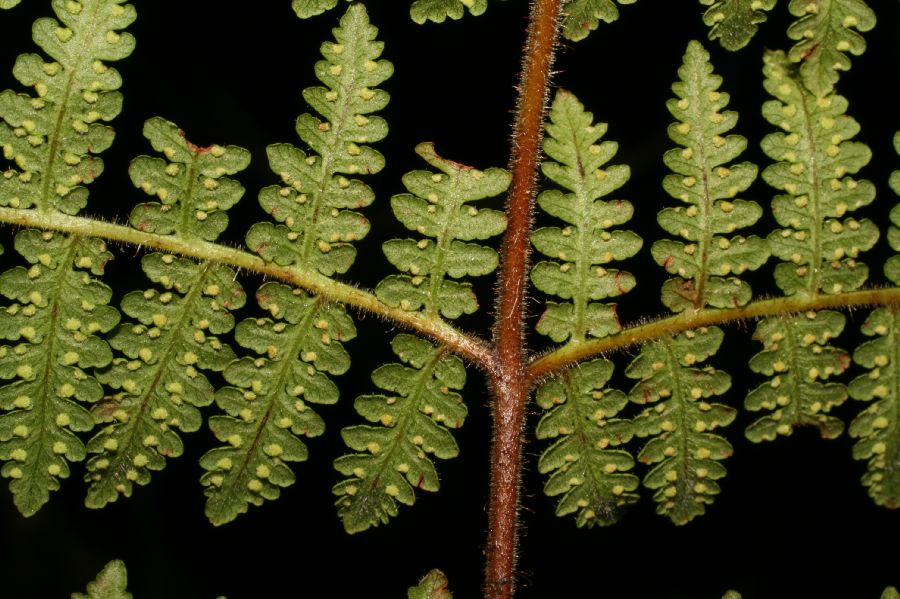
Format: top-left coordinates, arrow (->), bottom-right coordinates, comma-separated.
83,122 -> 248,508
248,3 -> 390,276
0,232 -> 119,515
530,89 -> 640,343
0,0 -> 134,516
375,142 -> 508,319
201,282 -> 354,525
786,0 -> 876,98
745,50 -> 875,441
0,0 -> 135,214
625,327 -> 735,524
536,359 -> 638,527
700,0 -> 777,51
654,40 -> 766,312
0,0 -> 24,9
560,0 -> 637,42
410,0 -> 488,23
334,334 -> 466,533
846,134 -> 900,507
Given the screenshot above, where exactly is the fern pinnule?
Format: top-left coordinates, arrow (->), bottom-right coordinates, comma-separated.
334,334 -> 466,533
654,40 -> 766,313
202,283 -> 354,525
0,0 -> 134,215
786,0 -> 875,98
375,142 -> 509,319
700,0 -> 777,51
127,117 -> 251,240
558,0 -> 637,42
531,89 -> 639,343
625,327 -> 735,524
0,232 -> 118,515
535,359 -> 638,527
247,3 -> 390,276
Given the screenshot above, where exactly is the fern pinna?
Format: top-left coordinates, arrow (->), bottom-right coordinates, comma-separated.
0,0 -> 899,598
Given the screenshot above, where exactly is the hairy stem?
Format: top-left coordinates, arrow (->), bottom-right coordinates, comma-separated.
487,0 -> 562,597
527,288 -> 900,384
0,207 -> 492,367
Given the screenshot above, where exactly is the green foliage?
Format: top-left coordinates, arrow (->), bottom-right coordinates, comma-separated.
625,327 -> 735,524
292,0 -> 342,18
744,49 -> 875,442
0,1 -> 135,514
334,334 -> 467,532
375,142 -> 508,319
0,232 -> 118,514
410,0 -> 487,23
531,89 -> 639,343
128,117 -> 251,240
71,560 -> 132,599
700,0 -> 777,50
786,0 -> 875,98
408,570 -> 453,599
202,283 -> 353,524
559,0 -> 638,41
0,0 -> 899,596
0,0 -> 135,214
83,120 -> 248,508
247,2 -> 390,275
654,40 -> 766,312
535,359 -> 638,527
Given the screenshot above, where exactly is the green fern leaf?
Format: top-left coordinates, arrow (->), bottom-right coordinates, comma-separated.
408,570 -> 453,599
845,135 -> 900,507
0,0 -> 24,9
127,117 -> 251,240
71,559 -> 132,599
375,142 -> 508,319
887,132 -> 900,284
201,282 -> 354,525
848,307 -> 900,507
410,0 -> 488,23
248,3 -> 390,275
700,0 -> 777,50
883,588 -> 900,599
625,327 -> 735,524
786,0 -> 876,97
536,359 -> 638,527
334,334 -> 466,533
746,312 -> 849,440
292,0 -> 341,18
82,122 -> 248,507
530,89 -> 640,343
0,0 -> 135,214
745,50 -> 875,441
560,0 -> 637,42
85,256 -> 244,507
0,232 -> 119,515
654,41 -> 766,312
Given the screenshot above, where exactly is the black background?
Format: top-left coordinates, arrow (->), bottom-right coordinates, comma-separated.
2,1 -> 900,597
